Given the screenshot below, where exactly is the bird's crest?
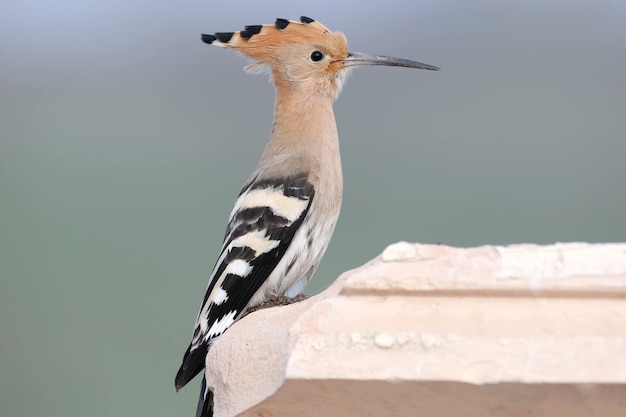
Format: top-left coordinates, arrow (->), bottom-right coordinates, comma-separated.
201,16 -> 348,74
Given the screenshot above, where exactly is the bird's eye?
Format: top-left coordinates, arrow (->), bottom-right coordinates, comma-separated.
310,51 -> 324,62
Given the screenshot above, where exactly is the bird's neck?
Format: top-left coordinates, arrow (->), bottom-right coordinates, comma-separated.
257,87 -> 341,173
271,88 -> 338,146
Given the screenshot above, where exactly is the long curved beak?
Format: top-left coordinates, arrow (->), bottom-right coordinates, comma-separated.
342,52 -> 440,71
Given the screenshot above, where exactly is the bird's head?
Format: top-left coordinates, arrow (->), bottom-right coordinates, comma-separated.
202,16 -> 439,100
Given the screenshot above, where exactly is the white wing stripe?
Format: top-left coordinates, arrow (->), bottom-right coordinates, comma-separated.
224,259 -> 253,277
230,230 -> 279,256
231,187 -> 309,222
206,310 -> 237,339
212,287 -> 229,305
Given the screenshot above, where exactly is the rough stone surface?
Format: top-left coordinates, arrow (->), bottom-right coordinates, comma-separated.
205,242 -> 626,417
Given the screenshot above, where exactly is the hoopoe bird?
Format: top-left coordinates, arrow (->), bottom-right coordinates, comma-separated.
175,16 -> 439,417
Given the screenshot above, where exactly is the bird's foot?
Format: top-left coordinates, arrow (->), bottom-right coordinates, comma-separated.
245,294 -> 309,316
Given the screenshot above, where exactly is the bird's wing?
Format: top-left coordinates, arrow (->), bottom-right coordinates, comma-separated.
175,172 -> 314,390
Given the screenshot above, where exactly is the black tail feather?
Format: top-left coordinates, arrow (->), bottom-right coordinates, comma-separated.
196,376 -> 214,417
175,343 -> 208,391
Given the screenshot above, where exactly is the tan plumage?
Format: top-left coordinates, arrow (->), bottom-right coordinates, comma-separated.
177,16 -> 439,417
208,17 -> 349,95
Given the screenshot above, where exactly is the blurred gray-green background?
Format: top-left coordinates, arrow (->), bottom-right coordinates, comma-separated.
1,1 -> 625,416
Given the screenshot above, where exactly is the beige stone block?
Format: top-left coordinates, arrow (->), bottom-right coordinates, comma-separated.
206,242 -> 626,417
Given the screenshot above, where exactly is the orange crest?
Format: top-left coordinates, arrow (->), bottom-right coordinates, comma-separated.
201,16 -> 348,67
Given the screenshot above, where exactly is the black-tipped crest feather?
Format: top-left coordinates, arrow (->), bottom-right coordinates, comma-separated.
275,18 -> 289,29
201,34 -> 216,44
240,25 -> 262,39
214,32 -> 234,43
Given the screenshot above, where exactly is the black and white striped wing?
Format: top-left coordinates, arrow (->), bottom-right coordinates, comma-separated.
175,173 -> 314,390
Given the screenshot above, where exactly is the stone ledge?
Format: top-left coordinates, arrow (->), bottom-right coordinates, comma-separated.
205,242 -> 626,417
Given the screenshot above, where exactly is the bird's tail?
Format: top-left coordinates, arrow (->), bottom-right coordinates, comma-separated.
195,375 -> 214,417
